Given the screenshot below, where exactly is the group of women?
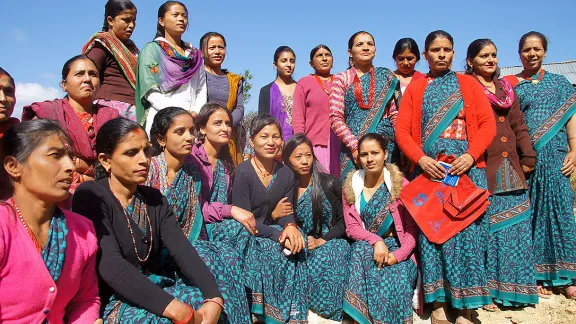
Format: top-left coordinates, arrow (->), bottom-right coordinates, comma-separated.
1,0 -> 576,324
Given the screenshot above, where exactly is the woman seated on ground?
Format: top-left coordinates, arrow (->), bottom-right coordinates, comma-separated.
146,105 -> 251,323
0,120 -> 100,323
342,133 -> 418,324
72,118 -> 223,323
229,113 -> 308,323
283,133 -> 350,321
23,55 -> 119,192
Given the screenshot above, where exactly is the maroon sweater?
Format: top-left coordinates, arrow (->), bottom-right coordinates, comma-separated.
86,43 -> 135,105
485,79 -> 536,194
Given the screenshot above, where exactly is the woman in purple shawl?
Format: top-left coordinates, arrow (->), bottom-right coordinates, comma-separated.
136,1 -> 207,134
23,55 -> 119,193
258,46 -> 297,143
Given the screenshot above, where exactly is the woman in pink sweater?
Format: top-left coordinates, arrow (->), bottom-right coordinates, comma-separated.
292,45 -> 340,176
0,120 -> 100,324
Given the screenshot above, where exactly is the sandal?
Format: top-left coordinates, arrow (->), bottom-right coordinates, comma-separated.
538,285 -> 553,299
431,308 -> 453,324
482,302 -> 499,312
559,286 -> 576,300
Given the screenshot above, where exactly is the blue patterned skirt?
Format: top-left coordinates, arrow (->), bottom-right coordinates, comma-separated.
307,238 -> 350,321
343,237 -> 417,324
486,191 -> 538,306
417,138 -> 491,309
529,137 -> 576,286
209,219 -> 308,323
104,239 -> 250,324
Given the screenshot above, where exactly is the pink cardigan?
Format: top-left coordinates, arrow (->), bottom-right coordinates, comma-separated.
0,203 -> 100,323
343,178 -> 418,264
292,75 -> 333,146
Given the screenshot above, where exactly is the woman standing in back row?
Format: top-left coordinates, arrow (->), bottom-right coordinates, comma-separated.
504,31 -> 576,300
83,0 -> 139,121
392,38 -> 426,94
396,30 -> 496,324
466,38 -> 538,308
330,31 -> 402,182
259,46 -> 297,143
200,32 -> 245,165
136,1 -> 207,133
292,45 -> 340,175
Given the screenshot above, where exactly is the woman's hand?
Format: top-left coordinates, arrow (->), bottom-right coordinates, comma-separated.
373,240 -> 389,269
352,149 -> 359,166
271,197 -> 293,220
196,299 -> 223,324
279,225 -> 305,254
418,156 -> 446,179
307,237 -> 326,250
230,206 -> 257,235
93,319 -> 103,324
521,164 -> 535,173
163,299 -> 195,323
561,151 -> 576,176
384,253 -> 398,266
449,153 -> 474,175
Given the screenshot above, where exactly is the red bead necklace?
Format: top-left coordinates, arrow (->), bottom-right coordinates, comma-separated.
313,74 -> 334,95
521,69 -> 545,84
353,67 -> 375,109
11,198 -> 43,253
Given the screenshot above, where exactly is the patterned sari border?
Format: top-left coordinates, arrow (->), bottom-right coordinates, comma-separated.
343,290 -> 371,324
532,93 -> 576,152
367,196 -> 394,236
535,262 -> 576,274
422,94 -> 463,152
489,198 -> 530,233
423,279 -> 491,300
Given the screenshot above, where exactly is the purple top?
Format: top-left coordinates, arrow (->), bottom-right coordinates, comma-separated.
270,83 -> 294,142
189,142 -> 233,223
206,72 -> 244,127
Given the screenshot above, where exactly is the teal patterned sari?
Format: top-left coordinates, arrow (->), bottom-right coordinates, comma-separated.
295,187 -> 350,321
104,154 -> 250,323
340,67 -> 400,182
343,184 -> 417,324
515,71 -> 576,286
416,71 -> 492,309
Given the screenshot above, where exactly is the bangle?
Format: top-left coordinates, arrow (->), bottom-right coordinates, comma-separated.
284,222 -> 298,229
172,304 -> 194,324
351,147 -> 358,154
203,298 -> 225,310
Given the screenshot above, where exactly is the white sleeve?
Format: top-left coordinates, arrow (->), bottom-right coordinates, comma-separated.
146,90 -> 170,111
192,71 -> 208,113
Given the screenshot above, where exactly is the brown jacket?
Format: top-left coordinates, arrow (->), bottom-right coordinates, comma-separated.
485,78 -> 536,194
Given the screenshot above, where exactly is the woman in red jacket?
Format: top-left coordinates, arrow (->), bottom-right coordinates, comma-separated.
395,30 -> 496,324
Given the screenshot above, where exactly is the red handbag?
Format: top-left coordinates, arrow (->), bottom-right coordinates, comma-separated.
399,155 -> 490,244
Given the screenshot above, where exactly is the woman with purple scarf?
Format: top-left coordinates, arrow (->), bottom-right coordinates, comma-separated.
258,46 -> 297,143
136,1 -> 207,134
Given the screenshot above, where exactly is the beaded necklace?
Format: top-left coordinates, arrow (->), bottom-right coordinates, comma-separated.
353,67 -> 375,109
11,198 -> 43,253
313,74 -> 334,95
111,188 -> 153,263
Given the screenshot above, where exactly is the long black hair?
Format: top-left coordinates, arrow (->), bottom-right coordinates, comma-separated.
94,118 -> 146,180
392,37 -> 420,61
102,0 -> 136,32
155,1 -> 188,39
283,133 -> 336,238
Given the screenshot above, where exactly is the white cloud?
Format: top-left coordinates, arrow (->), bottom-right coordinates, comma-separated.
13,83 -> 63,118
10,27 -> 27,43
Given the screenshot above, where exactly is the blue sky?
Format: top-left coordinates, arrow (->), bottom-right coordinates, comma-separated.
2,0 -> 574,118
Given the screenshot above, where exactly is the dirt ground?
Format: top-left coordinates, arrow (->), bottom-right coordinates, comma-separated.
308,294 -> 576,323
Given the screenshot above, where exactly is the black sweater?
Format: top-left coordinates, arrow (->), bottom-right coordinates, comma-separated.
232,160 -> 296,241
72,179 -> 222,316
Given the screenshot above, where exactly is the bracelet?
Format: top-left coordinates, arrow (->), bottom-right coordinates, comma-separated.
351,146 -> 358,154
283,222 -> 298,229
172,304 -> 194,324
203,298 -> 225,310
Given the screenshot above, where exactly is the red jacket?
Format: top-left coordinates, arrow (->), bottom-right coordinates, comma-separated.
395,73 -> 496,168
